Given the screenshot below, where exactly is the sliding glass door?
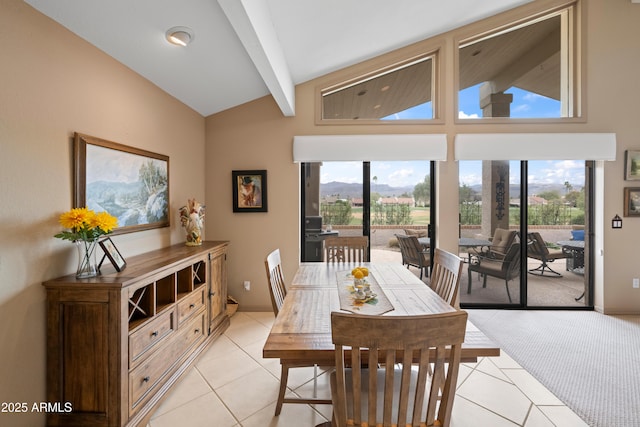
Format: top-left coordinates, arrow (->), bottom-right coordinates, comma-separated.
301,161 -> 433,263
459,161 -> 521,306
525,160 -> 590,308
459,160 -> 592,309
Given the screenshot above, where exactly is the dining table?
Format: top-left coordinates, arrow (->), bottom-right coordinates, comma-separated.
263,262 -> 500,368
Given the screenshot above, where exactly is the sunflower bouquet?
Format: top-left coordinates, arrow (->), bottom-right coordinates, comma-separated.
55,207 -> 118,241
55,207 -> 118,278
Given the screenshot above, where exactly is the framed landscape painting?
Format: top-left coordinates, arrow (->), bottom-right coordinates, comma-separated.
624,187 -> 640,217
74,133 -> 170,234
625,150 -> 640,180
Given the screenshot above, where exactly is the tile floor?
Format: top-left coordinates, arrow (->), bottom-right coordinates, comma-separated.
148,311 -> 589,427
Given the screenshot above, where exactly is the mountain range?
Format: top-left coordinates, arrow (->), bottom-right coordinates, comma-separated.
320,181 -> 579,199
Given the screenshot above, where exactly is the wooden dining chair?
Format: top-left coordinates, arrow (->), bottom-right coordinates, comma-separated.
330,310 -> 468,427
324,236 -> 368,263
264,249 -> 330,415
429,248 -> 464,307
265,248 -> 287,316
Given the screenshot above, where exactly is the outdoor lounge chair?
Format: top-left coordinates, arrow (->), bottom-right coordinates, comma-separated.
468,242 -> 521,303
395,234 -> 430,279
471,227 -> 517,260
527,232 -> 570,277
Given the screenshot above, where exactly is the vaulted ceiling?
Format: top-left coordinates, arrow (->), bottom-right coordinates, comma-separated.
24,0 -> 533,117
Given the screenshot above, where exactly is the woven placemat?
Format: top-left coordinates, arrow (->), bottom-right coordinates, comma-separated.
336,271 -> 394,315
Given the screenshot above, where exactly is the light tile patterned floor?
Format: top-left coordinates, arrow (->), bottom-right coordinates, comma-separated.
148,312 -> 588,427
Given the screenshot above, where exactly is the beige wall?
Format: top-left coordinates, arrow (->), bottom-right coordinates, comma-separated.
206,0 -> 640,315
0,1 -> 205,425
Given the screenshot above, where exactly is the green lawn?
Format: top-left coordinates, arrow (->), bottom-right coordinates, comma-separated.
348,207 -> 430,226
339,205 -> 581,227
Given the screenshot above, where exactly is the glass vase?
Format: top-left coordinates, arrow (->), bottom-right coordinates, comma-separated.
75,238 -> 99,278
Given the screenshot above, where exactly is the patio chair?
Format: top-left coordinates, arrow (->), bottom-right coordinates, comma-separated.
429,248 -> 463,306
395,234 -> 431,279
329,310 -> 467,427
471,227 -> 517,260
264,249 -> 330,415
527,232 -> 570,277
324,236 -> 368,263
467,242 -> 521,303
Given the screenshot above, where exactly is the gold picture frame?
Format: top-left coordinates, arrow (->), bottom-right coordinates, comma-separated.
74,133 -> 170,234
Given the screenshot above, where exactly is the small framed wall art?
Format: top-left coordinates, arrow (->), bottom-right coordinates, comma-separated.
232,170 -> 268,212
625,150 -> 640,180
623,187 -> 640,217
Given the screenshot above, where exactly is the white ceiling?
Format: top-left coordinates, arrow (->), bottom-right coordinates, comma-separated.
24,0 -> 532,117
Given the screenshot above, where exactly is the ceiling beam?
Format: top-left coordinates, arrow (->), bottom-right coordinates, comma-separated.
218,0 -> 295,116
488,26 -> 561,95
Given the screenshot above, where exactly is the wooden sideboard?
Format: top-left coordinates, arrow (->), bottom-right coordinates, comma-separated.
43,241 -> 230,427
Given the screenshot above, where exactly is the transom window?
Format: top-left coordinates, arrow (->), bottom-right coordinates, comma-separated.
319,54 -> 436,122
457,3 -> 579,120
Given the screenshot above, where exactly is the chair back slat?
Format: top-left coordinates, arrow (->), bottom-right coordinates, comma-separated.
324,236 -> 368,263
264,249 -> 287,315
330,311 -> 467,427
430,248 -> 463,306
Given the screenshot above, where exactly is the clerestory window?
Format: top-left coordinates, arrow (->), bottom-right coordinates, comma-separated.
319,53 -> 437,123
457,2 -> 580,120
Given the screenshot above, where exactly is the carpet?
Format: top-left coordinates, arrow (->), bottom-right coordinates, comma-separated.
468,310 -> 640,427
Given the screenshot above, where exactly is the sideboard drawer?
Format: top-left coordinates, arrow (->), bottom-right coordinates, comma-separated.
129,310 -> 207,413
129,309 -> 175,366
177,286 -> 205,326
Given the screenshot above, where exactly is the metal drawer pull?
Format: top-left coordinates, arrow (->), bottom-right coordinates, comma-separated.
143,376 -> 150,383
189,303 -> 195,309
151,331 -> 158,337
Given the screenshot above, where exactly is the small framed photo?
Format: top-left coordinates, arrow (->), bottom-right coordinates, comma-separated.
232,170 -> 268,213
99,237 -> 127,272
624,187 -> 640,217
625,150 -> 640,180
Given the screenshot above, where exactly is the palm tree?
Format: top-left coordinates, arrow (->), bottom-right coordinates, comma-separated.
564,181 -> 573,195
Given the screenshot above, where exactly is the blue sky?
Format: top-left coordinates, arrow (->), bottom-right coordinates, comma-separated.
321,85 -> 584,188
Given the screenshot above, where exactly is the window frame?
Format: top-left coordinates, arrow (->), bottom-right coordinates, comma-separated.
315,46 -> 443,126
453,0 -> 584,124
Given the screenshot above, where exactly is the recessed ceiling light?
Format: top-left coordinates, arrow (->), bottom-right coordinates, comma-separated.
166,26 -> 194,47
